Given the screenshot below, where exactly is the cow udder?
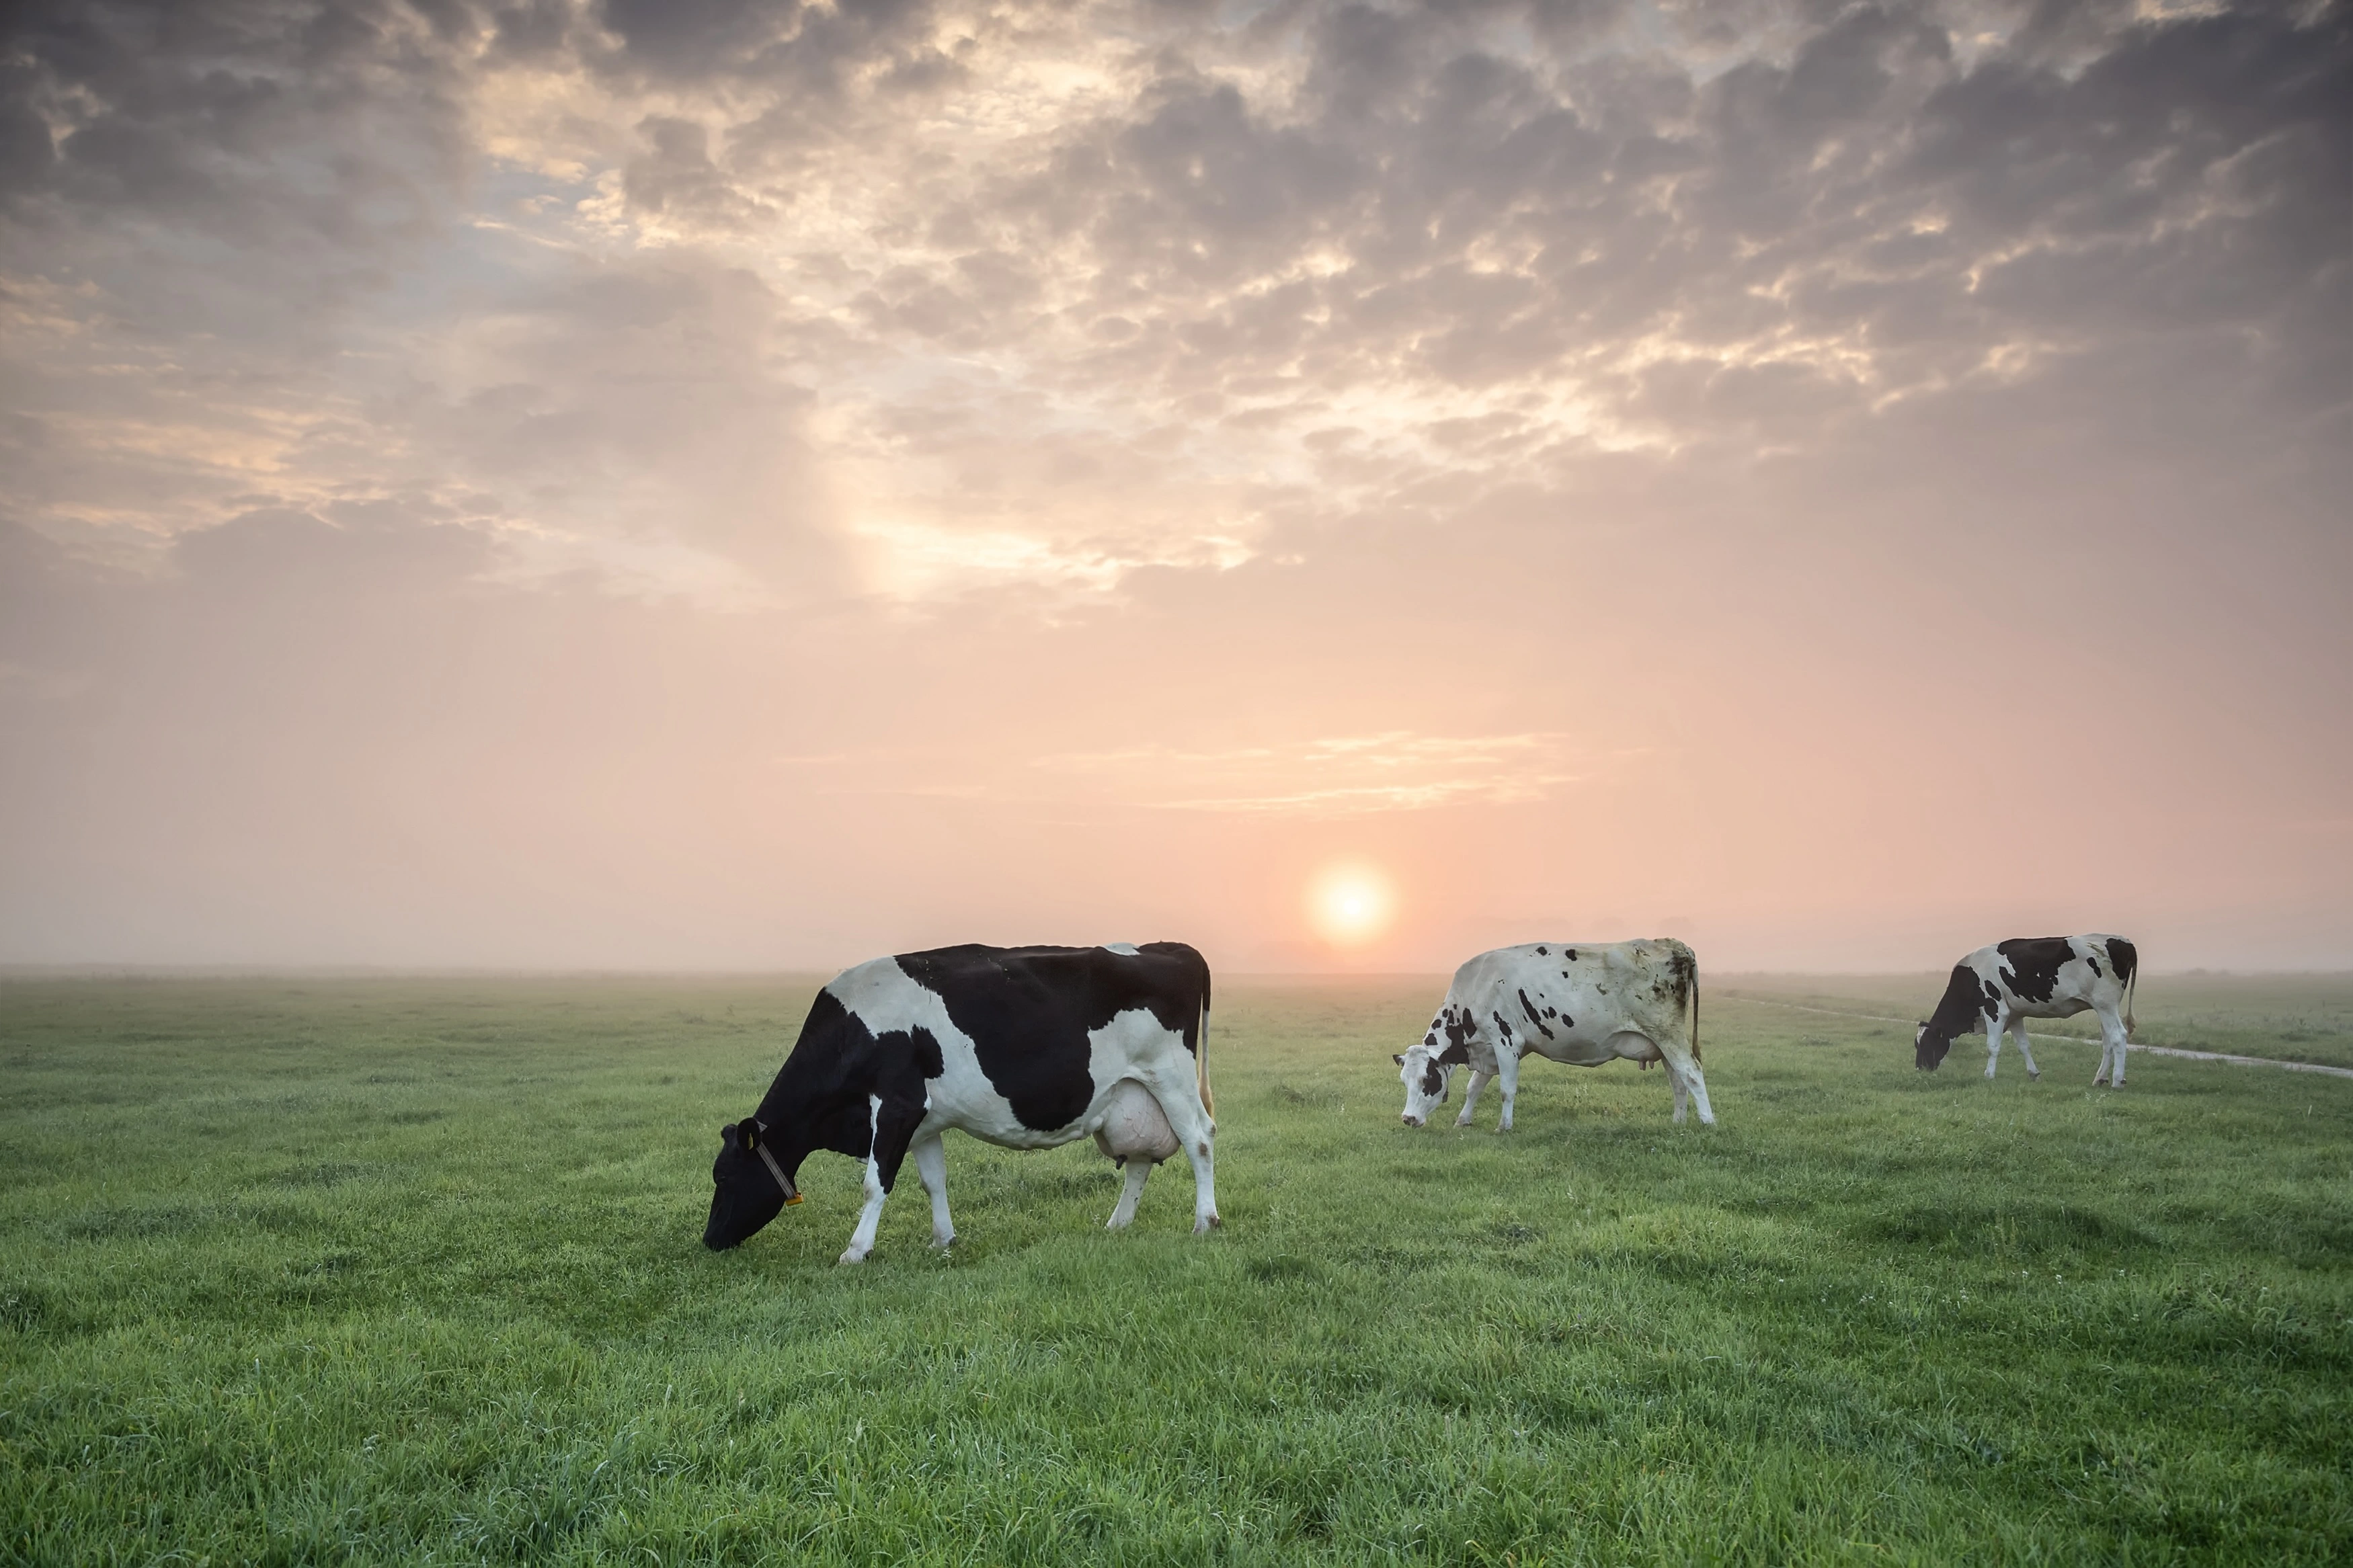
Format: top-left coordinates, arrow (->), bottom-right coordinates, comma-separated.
1092,1080 -> 1181,1164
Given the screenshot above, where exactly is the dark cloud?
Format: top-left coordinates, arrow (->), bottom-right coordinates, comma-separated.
623,114 -> 772,229
596,0 -> 808,71
1,1 -> 473,230
925,1 -> 2346,470
591,0 -> 951,104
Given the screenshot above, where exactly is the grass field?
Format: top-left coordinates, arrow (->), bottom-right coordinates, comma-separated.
2,973 -> 2348,1565
1715,973 -> 2353,1073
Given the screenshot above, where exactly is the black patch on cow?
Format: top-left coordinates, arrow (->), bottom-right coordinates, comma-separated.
1565,949 -> 1577,962
1535,946 -> 1548,955
759,989 -> 898,1161
1436,1038 -> 1471,1067
1661,946 -> 1697,1015
1423,1031 -> 1437,1047
1995,938 -> 2075,1004
905,1024 -> 945,1081
895,944 -> 1205,1132
1916,963 -> 1996,1071
1442,1007 -> 1478,1053
1518,988 -> 1556,1040
2108,938 -> 2138,987
1419,1061 -> 1444,1098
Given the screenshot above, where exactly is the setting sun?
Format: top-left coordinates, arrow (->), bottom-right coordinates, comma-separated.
1308,862 -> 1396,947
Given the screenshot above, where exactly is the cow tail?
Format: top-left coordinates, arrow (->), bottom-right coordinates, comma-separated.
2124,956 -> 2138,1042
1673,943 -> 1701,1066
1691,966 -> 1702,1066
1197,964 -> 1215,1120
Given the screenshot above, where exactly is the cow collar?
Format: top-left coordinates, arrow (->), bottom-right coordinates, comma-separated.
752,1120 -> 803,1206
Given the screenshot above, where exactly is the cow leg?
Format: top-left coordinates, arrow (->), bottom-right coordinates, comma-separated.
1650,1032 -> 1716,1126
2009,1015 -> 2040,1080
2092,1001 -> 2129,1087
1983,1012 -> 2007,1079
840,1164 -> 889,1266
1455,1069 -> 1493,1128
1176,1102 -> 1221,1236
912,1132 -> 955,1248
1105,1157 -> 1153,1230
1494,1051 -> 1522,1132
840,1094 -> 924,1265
1140,1063 -> 1220,1234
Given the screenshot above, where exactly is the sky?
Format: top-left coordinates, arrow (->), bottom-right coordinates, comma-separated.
0,0 -> 2346,974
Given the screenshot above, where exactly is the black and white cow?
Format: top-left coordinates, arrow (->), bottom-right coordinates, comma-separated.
1394,940 -> 1712,1132
1915,934 -> 2140,1085
704,942 -> 1218,1262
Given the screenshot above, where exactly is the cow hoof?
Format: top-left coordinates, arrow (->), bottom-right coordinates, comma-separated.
838,1247 -> 869,1266
931,1233 -> 958,1250
1192,1215 -> 1222,1235
2028,1071 -> 2040,1081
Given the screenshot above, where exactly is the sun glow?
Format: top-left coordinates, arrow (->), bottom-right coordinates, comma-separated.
1308,862 -> 1396,947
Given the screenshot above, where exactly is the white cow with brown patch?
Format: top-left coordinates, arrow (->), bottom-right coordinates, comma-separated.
1395,940 -> 1712,1132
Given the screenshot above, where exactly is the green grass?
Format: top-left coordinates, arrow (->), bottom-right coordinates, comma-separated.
2,974 -> 2348,1565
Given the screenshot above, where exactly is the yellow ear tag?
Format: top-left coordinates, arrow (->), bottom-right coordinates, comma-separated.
784,1194 -> 803,1206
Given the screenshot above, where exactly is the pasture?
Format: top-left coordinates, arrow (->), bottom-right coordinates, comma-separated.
2,973 -> 2348,1565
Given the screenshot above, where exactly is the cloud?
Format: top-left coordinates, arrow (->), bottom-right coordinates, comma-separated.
9,0 -> 2343,597
1031,730 -> 1602,815
759,729 -> 1606,817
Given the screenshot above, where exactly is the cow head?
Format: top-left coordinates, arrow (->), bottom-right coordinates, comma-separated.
1913,1021 -> 1954,1072
1393,1043 -> 1453,1128
703,1116 -> 798,1250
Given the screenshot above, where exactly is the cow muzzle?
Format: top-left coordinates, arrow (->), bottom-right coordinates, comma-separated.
1401,1112 -> 1425,1128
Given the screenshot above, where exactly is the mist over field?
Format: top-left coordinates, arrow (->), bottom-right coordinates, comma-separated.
1,0 -> 2346,972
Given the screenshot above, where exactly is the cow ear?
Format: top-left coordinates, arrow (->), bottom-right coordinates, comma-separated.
720,1122 -> 737,1145
737,1117 -> 760,1150
1392,1053 -> 1405,1065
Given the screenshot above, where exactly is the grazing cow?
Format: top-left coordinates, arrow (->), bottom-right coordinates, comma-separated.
1394,940 -> 1712,1132
1915,934 -> 2140,1085
704,942 -> 1218,1262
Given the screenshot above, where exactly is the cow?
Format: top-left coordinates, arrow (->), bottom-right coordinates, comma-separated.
1915,934 -> 2139,1085
1394,939 -> 1712,1132
703,942 -> 1218,1262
